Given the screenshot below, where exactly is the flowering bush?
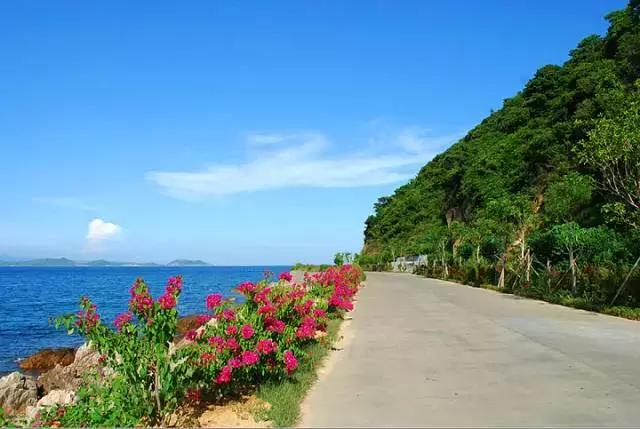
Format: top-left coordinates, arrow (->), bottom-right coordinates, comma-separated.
55,276 -> 193,424
52,265 -> 363,427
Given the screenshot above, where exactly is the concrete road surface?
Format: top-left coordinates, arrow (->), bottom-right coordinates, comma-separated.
300,272 -> 640,427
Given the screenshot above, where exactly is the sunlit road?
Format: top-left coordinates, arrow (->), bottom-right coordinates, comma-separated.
300,272 -> 640,427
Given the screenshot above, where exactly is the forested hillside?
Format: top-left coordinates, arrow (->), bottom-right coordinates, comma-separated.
359,1 -> 640,311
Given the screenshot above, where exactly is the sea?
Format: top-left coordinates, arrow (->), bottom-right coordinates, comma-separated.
0,265 -> 291,375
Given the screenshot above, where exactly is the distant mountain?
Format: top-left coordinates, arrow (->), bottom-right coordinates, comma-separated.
0,257 -> 76,266
166,259 -> 210,266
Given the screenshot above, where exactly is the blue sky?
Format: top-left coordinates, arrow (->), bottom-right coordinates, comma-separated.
0,0 -> 626,264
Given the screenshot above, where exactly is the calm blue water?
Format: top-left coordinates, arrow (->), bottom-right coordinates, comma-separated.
0,266 -> 291,374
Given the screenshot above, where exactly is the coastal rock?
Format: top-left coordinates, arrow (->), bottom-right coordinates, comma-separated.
19,348 -> 76,372
0,372 -> 38,413
177,315 -> 202,336
38,343 -> 100,393
25,389 -> 75,421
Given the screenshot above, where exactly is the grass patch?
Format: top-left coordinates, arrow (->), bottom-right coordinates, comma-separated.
254,318 -> 342,427
454,280 -> 640,322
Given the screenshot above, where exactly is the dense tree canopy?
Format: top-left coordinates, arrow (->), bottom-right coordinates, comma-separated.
360,1 -> 640,306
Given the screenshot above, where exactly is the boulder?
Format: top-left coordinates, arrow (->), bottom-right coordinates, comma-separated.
38,343 -> 100,393
176,314 -> 202,336
0,372 -> 38,413
25,389 -> 75,421
19,348 -> 76,372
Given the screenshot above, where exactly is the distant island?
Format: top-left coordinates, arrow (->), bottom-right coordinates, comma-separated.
0,257 -> 211,267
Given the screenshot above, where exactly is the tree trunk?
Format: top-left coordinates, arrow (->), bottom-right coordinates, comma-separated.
610,254 -> 640,306
569,247 -> 577,295
525,248 -> 531,283
441,242 -> 448,278
498,253 -> 506,288
474,245 -> 481,284
547,259 -> 552,293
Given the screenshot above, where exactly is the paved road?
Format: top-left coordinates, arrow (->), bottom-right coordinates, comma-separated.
300,272 -> 640,427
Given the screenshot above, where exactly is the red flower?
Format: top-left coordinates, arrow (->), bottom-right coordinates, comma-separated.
186,388 -> 201,403
216,365 -> 232,384
313,308 -> 327,318
228,357 -> 242,368
114,312 -> 132,331
165,276 -> 183,296
241,324 -> 255,339
257,303 -> 276,315
237,281 -> 256,294
284,350 -> 298,373
265,317 -> 286,334
225,338 -> 240,351
208,335 -> 224,347
278,272 -> 293,282
256,339 -> 277,354
158,293 -> 176,310
197,314 -> 212,326
295,317 -> 317,339
226,325 -> 238,336
184,329 -> 199,342
241,350 -> 260,366
222,308 -> 236,321
206,293 -> 223,310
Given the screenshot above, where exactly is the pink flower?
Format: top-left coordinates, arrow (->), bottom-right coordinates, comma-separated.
228,356 -> 242,368
76,302 -> 100,331
313,308 -> 327,318
206,293 -> 223,310
165,276 -> 183,296
295,317 -> 317,339
184,329 -> 199,342
226,325 -> 238,336
253,287 -> 272,305
278,272 -> 293,282
225,338 -> 240,351
222,308 -> 236,321
241,324 -> 255,339
197,314 -> 212,326
265,317 -> 286,334
241,350 -> 260,366
284,350 -> 298,373
216,365 -> 232,384
114,312 -> 132,331
257,303 -> 276,315
208,336 -> 224,347
237,281 -> 256,294
158,293 -> 176,310
256,339 -> 277,354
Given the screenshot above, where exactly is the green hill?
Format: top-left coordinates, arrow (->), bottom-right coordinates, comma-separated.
360,1 -> 640,307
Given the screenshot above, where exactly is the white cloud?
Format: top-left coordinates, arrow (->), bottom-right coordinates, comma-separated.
147,128 -> 462,200
87,218 -> 122,240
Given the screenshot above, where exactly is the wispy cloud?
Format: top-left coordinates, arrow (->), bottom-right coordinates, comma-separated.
33,197 -> 97,211
146,128 -> 462,200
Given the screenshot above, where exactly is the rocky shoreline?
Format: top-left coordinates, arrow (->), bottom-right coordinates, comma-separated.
0,315 -> 201,422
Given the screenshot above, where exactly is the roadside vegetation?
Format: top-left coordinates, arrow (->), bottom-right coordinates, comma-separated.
16,265 -> 364,428
358,1 -> 640,318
